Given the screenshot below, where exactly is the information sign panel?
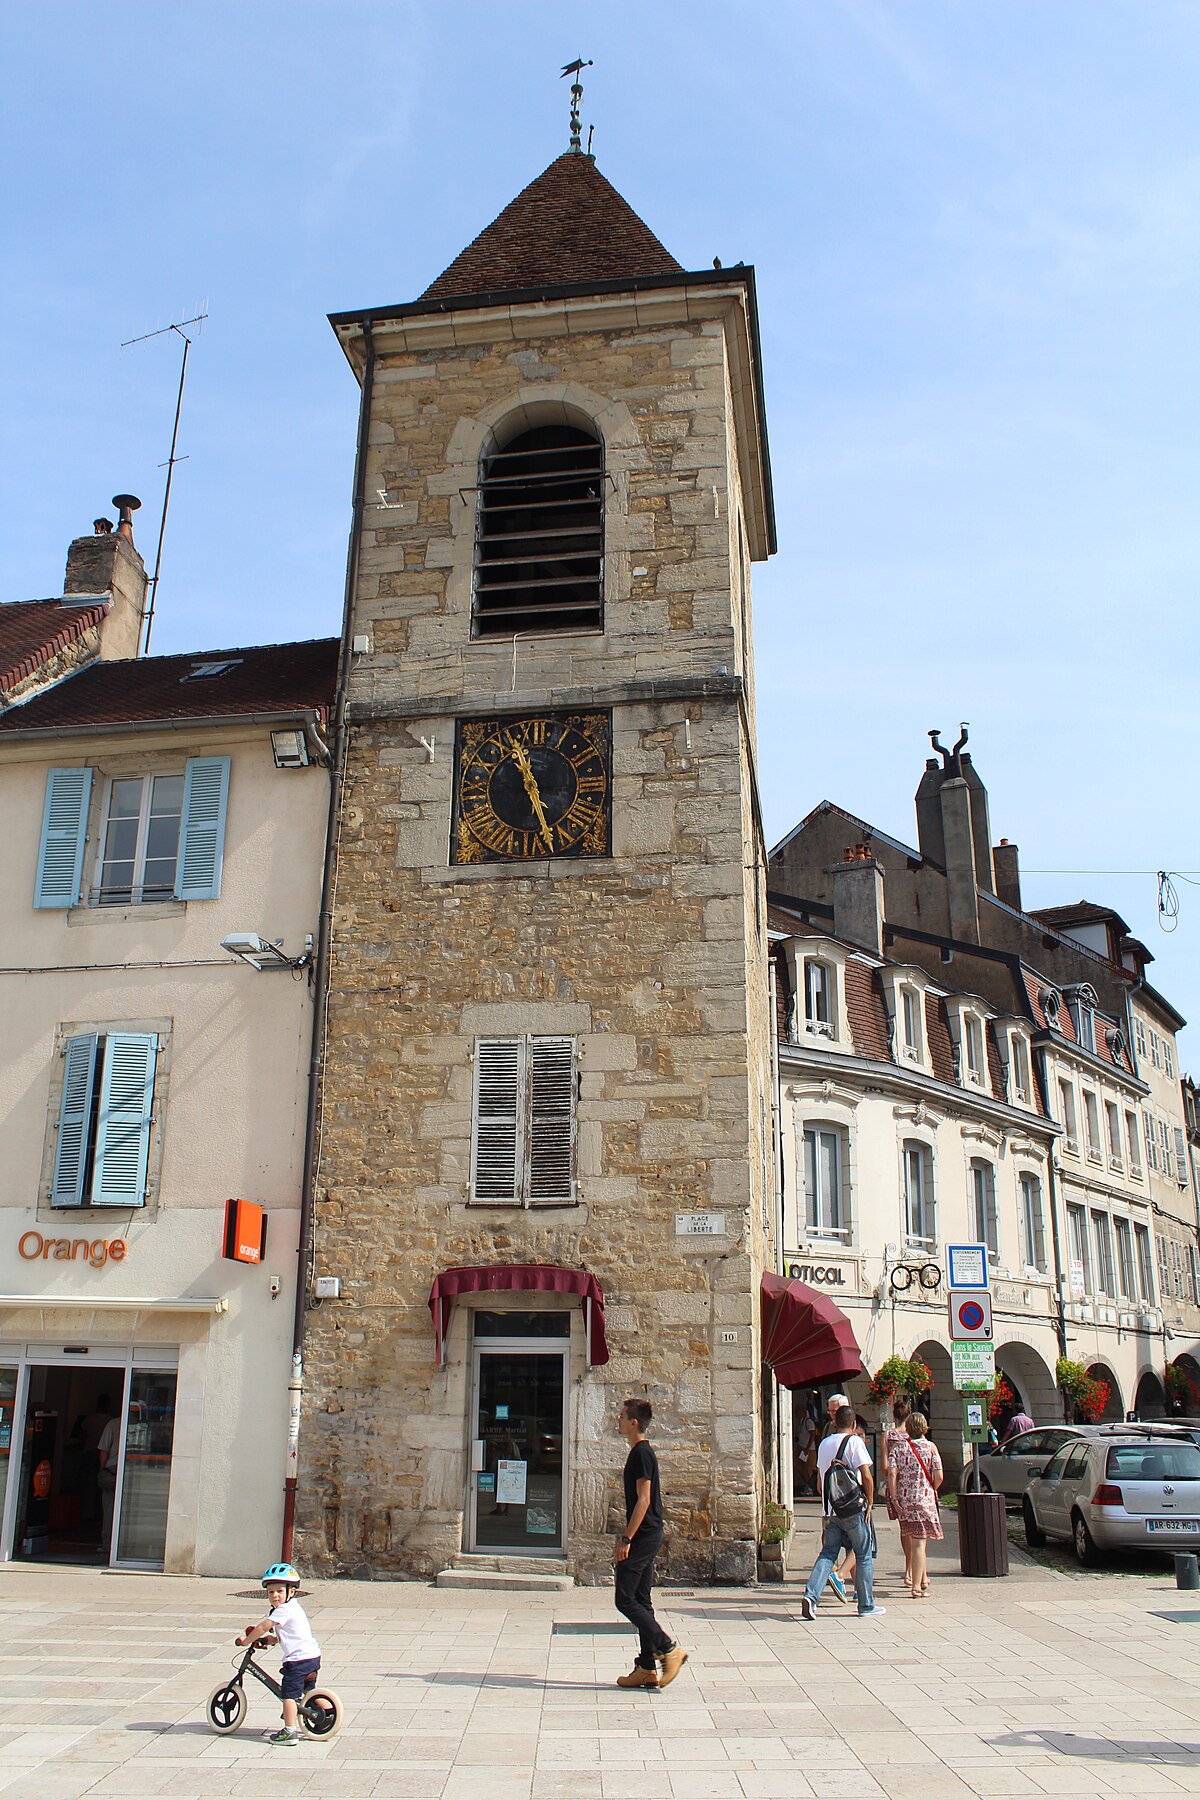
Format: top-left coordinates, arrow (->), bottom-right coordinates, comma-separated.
952,1340 -> 996,1391
963,1398 -> 989,1443
946,1243 -> 989,1289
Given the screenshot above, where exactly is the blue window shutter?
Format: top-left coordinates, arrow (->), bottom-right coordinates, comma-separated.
175,756 -> 230,900
34,766 -> 93,908
90,1032 -> 157,1207
51,1033 -> 99,1206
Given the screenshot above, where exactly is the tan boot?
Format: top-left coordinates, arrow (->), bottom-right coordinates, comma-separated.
657,1645 -> 688,1688
616,1663 -> 659,1689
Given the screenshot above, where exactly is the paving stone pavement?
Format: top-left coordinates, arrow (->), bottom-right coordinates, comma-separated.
3,1517 -> 1200,1799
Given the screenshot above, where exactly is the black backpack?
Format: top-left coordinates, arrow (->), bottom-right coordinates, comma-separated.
824,1434 -> 866,1519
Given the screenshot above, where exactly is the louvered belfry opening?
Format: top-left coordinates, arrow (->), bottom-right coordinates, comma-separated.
474,424 -> 604,636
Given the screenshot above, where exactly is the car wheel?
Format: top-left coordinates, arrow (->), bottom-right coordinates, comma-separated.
1023,1498 -> 1045,1548
1072,1510 -> 1101,1567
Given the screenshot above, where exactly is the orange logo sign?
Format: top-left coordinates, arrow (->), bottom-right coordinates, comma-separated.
18,1231 -> 127,1269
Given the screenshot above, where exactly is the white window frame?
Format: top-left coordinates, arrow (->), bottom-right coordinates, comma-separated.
1009,1031 -> 1031,1103
970,1159 -> 999,1264
1145,1108 -> 1159,1172
803,1123 -> 849,1241
1090,1208 -> 1116,1297
1105,1100 -> 1123,1171
1067,1203 -> 1091,1294
1115,1217 -> 1136,1299
1019,1172 -> 1047,1274
1058,1079 -> 1079,1154
964,1013 -> 985,1087
94,771 -> 185,907
1135,1018 -> 1147,1059
1083,1090 -> 1102,1165
902,1139 -> 936,1250
1134,1222 -> 1155,1302
1126,1109 -> 1143,1178
803,958 -> 835,1039
1165,1041 -> 1175,1079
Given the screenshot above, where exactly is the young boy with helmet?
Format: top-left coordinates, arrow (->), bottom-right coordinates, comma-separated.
235,1563 -> 323,1746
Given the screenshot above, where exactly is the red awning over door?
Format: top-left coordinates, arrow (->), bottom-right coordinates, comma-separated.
760,1272 -> 863,1388
428,1264 -> 609,1368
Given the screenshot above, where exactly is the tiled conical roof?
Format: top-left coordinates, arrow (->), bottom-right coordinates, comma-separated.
420,152 -> 683,300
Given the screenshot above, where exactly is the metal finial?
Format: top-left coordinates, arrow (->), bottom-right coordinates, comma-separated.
561,57 -> 592,152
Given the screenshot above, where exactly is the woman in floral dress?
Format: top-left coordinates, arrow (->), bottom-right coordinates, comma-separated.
887,1412 -> 943,1596
882,1400 -> 912,1586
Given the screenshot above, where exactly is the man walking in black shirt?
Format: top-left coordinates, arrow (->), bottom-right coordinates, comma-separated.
614,1399 -> 687,1689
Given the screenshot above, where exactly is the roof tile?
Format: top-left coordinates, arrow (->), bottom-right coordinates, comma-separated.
421,153 -> 682,301
0,598 -> 109,697
0,638 -> 338,733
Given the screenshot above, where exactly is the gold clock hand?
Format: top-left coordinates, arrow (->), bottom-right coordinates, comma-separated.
508,739 -> 555,851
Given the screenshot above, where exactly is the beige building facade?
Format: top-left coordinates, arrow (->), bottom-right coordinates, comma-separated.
296,150 -> 779,1584
0,510 -> 335,1574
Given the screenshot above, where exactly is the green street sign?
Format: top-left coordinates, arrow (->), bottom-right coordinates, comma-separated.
952,1339 -> 995,1391
963,1397 -> 988,1443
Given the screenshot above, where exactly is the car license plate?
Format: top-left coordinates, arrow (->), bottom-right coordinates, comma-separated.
1147,1519 -> 1200,1533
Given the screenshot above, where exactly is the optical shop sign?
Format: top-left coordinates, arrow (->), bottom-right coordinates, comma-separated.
19,1230 -> 127,1268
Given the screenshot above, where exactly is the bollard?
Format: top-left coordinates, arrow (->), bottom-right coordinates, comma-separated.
1175,1552 -> 1199,1590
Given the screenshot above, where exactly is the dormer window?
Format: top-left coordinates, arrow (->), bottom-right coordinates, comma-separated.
901,986 -> 922,1061
473,423 -> 604,636
1009,1031 -> 1031,1102
1041,988 -> 1062,1031
1058,1079 -> 1079,1153
804,959 -> 835,1038
1107,1029 -> 1127,1070
964,1013 -> 985,1087
1066,985 -> 1098,1054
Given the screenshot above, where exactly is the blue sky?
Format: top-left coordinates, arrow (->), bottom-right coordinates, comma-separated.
3,2 -> 1198,1042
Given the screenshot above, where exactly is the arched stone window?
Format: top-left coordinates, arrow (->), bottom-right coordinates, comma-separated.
473,423 -> 604,636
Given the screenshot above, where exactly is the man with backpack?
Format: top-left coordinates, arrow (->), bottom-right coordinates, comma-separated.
799,1403 -> 886,1620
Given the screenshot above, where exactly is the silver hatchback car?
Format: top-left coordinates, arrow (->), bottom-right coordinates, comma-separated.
1024,1434 -> 1200,1565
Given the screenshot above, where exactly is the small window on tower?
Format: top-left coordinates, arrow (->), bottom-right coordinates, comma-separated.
473,424 -> 604,636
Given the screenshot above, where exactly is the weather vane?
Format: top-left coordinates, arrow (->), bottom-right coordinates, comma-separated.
561,57 -> 592,153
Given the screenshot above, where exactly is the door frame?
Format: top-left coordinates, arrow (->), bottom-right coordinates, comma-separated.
0,1344 -> 178,1567
466,1335 -> 570,1557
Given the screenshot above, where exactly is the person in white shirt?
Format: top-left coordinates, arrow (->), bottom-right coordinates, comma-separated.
236,1564 -> 325,1746
799,1405 -> 886,1620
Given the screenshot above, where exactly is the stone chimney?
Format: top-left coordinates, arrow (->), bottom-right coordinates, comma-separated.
960,753 -> 994,894
831,845 -> 884,955
914,757 -> 946,866
994,838 -> 1022,912
63,495 -> 146,660
939,778 -> 980,943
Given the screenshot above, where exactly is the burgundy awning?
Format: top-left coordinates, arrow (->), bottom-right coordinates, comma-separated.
760,1272 -> 863,1389
429,1264 -> 609,1368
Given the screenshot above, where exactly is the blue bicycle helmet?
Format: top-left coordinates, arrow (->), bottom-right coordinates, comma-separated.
261,1562 -> 300,1587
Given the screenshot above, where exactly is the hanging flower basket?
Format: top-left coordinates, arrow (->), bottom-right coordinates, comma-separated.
988,1374 -> 1018,1423
867,1355 -> 933,1407
1056,1357 -> 1111,1423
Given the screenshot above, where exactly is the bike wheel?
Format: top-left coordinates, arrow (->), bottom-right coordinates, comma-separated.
300,1686 -> 343,1740
206,1681 -> 247,1734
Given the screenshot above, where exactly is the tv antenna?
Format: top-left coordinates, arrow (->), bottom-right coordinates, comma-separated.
121,310 -> 207,654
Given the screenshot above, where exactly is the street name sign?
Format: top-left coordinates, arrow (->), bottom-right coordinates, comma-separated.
952,1339 -> 996,1390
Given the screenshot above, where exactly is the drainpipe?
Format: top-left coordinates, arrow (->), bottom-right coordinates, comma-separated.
1033,1045 -> 1070,1397
768,957 -> 786,1505
281,321 -> 376,1561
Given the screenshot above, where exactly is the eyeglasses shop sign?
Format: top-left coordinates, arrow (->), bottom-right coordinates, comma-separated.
788,1258 -> 850,1287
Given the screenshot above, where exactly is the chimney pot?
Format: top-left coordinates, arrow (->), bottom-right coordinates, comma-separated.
93,517 -> 113,535
111,493 -> 141,544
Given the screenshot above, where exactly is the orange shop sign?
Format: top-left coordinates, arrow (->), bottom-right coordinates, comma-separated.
222,1197 -> 267,1265
19,1231 -> 127,1268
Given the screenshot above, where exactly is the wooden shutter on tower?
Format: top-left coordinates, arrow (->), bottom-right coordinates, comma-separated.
34,766 -> 93,908
471,1038 -> 522,1203
526,1036 -> 576,1205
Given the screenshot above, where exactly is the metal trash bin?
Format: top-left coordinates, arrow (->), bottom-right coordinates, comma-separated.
958,1490 -> 1009,1577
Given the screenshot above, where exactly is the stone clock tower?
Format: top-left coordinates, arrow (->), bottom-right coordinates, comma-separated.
299,144 -> 778,1583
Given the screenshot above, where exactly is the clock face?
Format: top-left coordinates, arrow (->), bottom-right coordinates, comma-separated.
453,711 -> 611,863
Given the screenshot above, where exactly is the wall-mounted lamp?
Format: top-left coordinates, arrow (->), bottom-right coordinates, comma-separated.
221,932 -> 313,973
270,728 -> 310,769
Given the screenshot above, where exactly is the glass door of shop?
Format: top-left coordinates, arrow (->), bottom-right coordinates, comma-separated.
0,1367 -> 16,1538
467,1313 -> 569,1554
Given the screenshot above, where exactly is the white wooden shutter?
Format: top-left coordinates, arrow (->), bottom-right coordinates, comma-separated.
90,1032 -> 157,1206
470,1038 -> 521,1203
34,766 -> 93,908
1175,1127 -> 1189,1186
526,1036 -> 576,1205
51,1033 -> 99,1206
175,756 -> 230,900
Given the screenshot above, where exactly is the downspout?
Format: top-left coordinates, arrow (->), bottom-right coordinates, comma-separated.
282,321 -> 376,1560
768,956 -> 786,1504
1033,1045 -> 1070,1382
